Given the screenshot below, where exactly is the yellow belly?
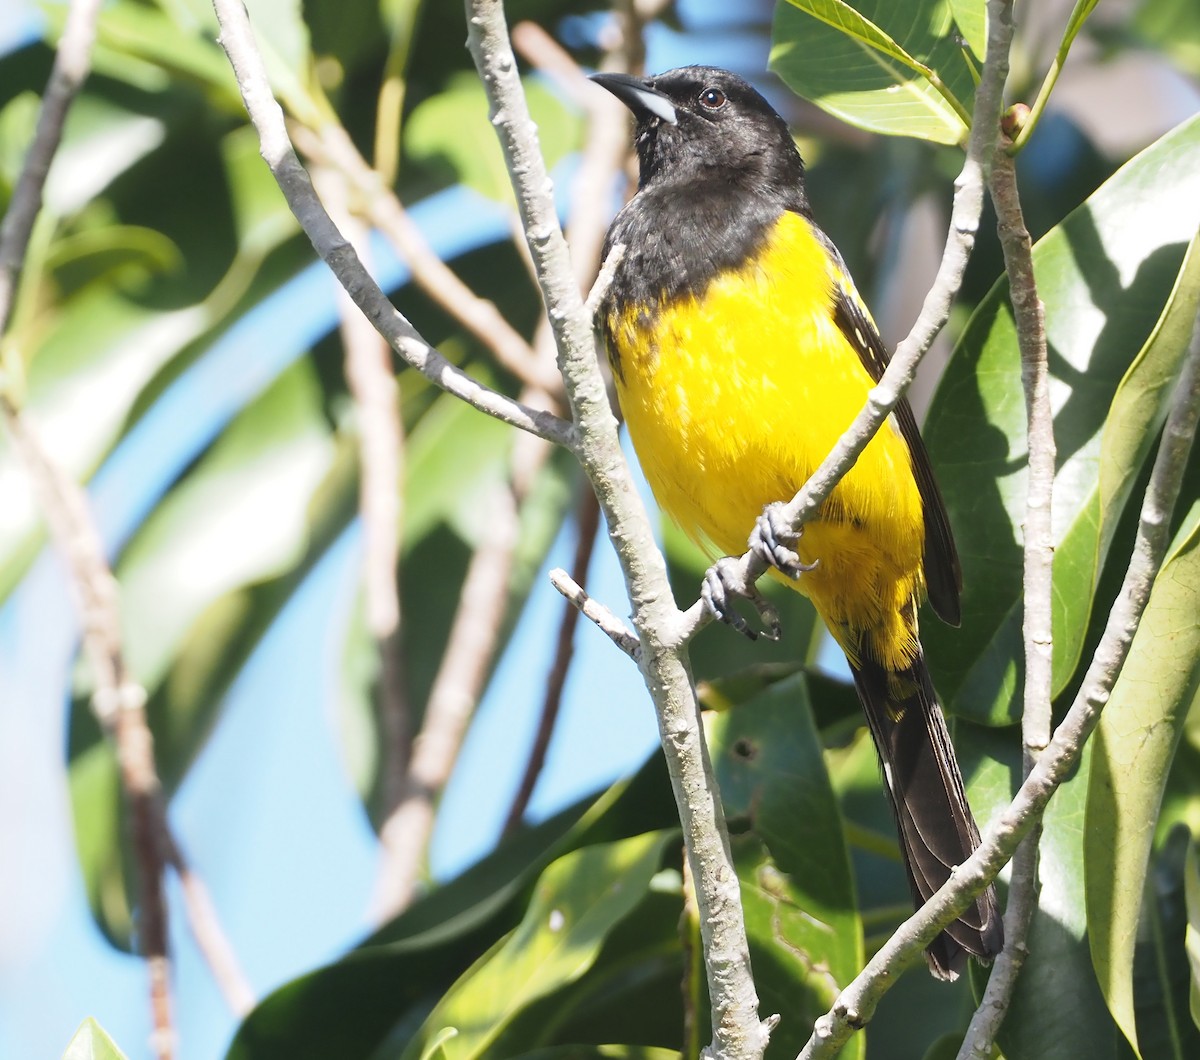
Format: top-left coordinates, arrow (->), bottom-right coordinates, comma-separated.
606,211 -> 926,671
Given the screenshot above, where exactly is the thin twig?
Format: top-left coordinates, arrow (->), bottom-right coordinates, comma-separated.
678,0 -> 1015,641
956,133 -> 1055,1060
466,3 -> 774,1053
162,838 -> 256,1017
292,122 -> 559,394
503,488 -> 601,834
1,397 -> 175,1057
372,483 -> 520,917
548,567 -> 640,658
313,167 -> 412,830
0,0 -> 102,338
209,0 -> 574,448
800,304 -> 1200,1059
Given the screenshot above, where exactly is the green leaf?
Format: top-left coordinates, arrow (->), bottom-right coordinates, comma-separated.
402,831 -> 676,1060
947,0 -> 987,60
771,0 -> 976,145
113,359 -> 334,696
1087,502 -> 1200,1056
923,113 -> 1200,723
62,1019 -> 129,1060
997,740 -> 1120,1059
708,671 -> 863,1060
227,756 -> 677,1059
406,73 -> 581,202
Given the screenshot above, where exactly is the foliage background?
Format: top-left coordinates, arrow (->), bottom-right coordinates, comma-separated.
1,0 -> 1199,1058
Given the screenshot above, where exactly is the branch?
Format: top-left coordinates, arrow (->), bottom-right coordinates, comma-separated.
955,135 -> 1056,1060
209,0 -> 574,447
292,121 -> 560,395
1,398 -> 175,1056
800,299 -> 1200,1060
312,166 -> 413,839
679,0 -> 1015,640
465,3 -> 773,1055
504,488 -> 600,834
0,0 -> 102,339
548,567 -> 640,658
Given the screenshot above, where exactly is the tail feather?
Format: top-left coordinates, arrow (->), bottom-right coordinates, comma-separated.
850,650 -> 1003,980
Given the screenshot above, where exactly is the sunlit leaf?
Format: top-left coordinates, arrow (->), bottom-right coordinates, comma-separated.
61,1018 -> 129,1060
1087,502 -> 1200,1055
923,113 -> 1200,723
401,831 -> 676,1060
771,0 -> 976,144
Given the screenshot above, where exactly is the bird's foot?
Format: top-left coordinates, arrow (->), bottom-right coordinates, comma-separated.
699,504 -> 817,642
701,557 -> 782,641
749,503 -> 818,581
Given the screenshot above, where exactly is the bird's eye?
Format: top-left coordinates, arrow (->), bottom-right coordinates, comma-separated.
698,87 -> 727,111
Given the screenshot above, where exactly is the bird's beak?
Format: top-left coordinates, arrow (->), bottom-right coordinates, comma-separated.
589,72 -> 678,125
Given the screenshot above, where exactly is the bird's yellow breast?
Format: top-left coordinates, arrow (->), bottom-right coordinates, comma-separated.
605,211 -> 926,669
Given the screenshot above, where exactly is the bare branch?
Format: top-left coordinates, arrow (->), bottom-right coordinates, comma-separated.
372,483 -> 520,917
548,566 -> 640,659
465,2 -> 774,1053
1,398 -> 176,1056
292,122 -> 559,394
209,0 -> 573,447
0,0 -> 102,339
504,489 -> 601,834
313,167 -> 413,837
801,300 -> 1200,1060
956,134 -> 1056,1060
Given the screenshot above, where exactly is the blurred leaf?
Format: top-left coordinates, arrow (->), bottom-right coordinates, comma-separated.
62,1018 -> 129,1060
708,672 -> 863,1060
923,113 -> 1200,723
998,741 -> 1120,1059
402,831 -> 676,1060
0,291 -> 210,603
46,224 -> 183,293
402,389 -> 513,549
112,359 -> 334,696
68,361 -> 341,949
517,1049 -> 679,1060
406,72 -> 581,203
1134,0 -> 1200,77
1088,502 -> 1200,1056
771,0 -> 976,145
0,91 -> 40,188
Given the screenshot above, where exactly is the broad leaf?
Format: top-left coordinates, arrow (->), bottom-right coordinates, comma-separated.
923,114 -> 1200,723
771,0 -> 977,145
1087,501 -> 1200,1055
997,741 -> 1119,1059
400,831 -> 676,1060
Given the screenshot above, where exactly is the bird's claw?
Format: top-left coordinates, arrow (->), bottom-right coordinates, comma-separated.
701,557 -> 782,642
750,504 -> 818,580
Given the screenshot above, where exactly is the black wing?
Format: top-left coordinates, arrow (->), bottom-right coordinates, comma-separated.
825,254 -> 963,627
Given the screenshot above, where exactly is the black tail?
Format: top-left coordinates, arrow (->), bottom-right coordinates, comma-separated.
850,650 -> 1003,979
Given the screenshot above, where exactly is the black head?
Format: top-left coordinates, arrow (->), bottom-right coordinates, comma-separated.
590,66 -> 807,207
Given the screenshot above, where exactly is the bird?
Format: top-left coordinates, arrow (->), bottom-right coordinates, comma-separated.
591,65 -> 1002,980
